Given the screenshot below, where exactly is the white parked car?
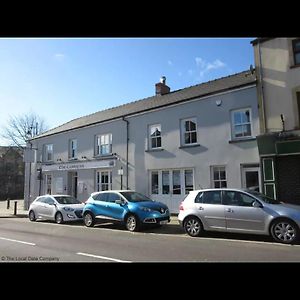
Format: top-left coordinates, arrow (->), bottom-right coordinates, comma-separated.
28,195 -> 85,224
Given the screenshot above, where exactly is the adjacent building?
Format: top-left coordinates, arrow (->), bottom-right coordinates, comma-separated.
24,70 -> 260,212
0,146 -> 24,200
252,38 -> 300,203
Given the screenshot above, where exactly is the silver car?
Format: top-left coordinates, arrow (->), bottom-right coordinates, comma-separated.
28,195 -> 85,224
178,188 -> 300,244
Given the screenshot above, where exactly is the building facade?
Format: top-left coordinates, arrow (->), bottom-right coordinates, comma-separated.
252,38 -> 300,204
24,71 -> 260,212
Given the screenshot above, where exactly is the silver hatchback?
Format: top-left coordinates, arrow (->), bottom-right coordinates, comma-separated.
178,189 -> 300,244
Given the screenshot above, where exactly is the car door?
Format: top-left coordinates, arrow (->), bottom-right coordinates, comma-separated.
106,192 -> 126,221
92,192 -> 111,220
43,197 -> 57,219
223,190 -> 266,233
195,190 -> 226,231
34,197 -> 47,218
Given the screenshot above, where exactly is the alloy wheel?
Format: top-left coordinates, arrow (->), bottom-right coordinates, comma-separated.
273,221 -> 296,243
185,218 -> 201,237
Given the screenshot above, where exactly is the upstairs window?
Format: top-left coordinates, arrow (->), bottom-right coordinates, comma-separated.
44,144 -> 53,162
181,118 -> 197,146
96,134 -> 112,156
292,39 -> 300,65
69,139 -> 77,159
149,124 -> 162,149
231,108 -> 252,139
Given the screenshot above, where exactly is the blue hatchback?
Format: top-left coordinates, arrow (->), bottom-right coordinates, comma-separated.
83,190 -> 170,231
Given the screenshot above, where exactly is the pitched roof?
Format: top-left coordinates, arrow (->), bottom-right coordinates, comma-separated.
34,70 -> 256,140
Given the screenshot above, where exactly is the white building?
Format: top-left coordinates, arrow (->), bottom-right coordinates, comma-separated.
24,70 -> 259,213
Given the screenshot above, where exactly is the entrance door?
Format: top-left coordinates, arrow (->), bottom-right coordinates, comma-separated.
241,166 -> 261,192
68,172 -> 78,198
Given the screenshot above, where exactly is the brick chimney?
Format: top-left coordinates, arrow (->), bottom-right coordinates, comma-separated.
155,76 -> 170,96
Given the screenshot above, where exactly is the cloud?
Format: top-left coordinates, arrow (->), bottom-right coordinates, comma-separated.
53,53 -> 65,61
167,60 -> 173,66
195,57 -> 226,77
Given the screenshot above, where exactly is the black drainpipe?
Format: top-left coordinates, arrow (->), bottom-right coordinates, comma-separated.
122,117 -> 129,189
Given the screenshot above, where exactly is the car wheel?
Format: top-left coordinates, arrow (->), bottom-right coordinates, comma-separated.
84,212 -> 95,227
55,212 -> 64,224
125,214 -> 140,232
29,210 -> 36,222
184,216 -> 203,237
271,219 -> 299,244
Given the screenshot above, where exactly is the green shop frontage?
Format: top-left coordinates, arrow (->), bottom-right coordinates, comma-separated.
257,133 -> 300,204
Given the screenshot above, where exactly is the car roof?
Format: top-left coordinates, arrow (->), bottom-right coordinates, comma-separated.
91,190 -> 134,195
190,188 -> 251,193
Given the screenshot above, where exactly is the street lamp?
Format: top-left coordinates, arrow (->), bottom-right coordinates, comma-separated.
118,167 -> 124,190
25,128 -> 33,210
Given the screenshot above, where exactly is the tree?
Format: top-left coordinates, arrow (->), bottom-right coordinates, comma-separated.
1,112 -> 49,149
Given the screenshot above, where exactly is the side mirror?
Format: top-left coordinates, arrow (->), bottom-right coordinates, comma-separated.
252,201 -> 263,208
115,199 -> 123,205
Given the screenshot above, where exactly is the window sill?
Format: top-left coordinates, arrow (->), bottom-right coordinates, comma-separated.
94,154 -> 116,160
145,148 -> 164,152
290,64 -> 300,69
68,158 -> 78,161
229,137 -> 256,143
179,144 -> 201,149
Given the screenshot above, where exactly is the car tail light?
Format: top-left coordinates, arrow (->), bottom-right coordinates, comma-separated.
179,202 -> 184,211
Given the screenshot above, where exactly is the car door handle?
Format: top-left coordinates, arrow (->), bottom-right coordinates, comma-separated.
226,208 -> 234,212
198,207 -> 204,210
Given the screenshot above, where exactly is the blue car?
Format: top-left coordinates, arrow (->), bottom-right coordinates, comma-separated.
83,190 -> 170,232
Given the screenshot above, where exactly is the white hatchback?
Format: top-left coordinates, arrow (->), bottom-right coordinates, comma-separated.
28,195 -> 85,224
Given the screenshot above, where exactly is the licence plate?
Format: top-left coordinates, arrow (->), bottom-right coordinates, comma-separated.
160,220 -> 168,225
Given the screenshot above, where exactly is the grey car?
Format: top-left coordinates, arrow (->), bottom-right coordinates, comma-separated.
28,195 -> 85,224
178,188 -> 300,244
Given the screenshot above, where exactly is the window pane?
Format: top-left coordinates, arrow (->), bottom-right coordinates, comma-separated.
185,170 -> 193,194
235,125 -> 244,137
162,171 -> 170,194
234,112 -> 241,125
151,138 -> 157,149
185,132 -> 190,144
241,110 -> 250,123
185,121 -> 190,131
173,170 -> 181,194
244,124 -> 251,136
191,132 -> 197,143
190,121 -> 196,131
221,181 -> 227,188
157,137 -> 161,148
220,170 -> 226,180
294,40 -> 300,52
213,170 -> 219,180
214,181 -> 220,188
151,172 -> 159,194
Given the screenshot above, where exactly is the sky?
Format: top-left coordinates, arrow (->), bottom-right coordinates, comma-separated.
0,37 -> 254,146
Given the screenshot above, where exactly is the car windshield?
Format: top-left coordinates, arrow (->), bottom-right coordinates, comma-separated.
54,196 -> 81,205
120,192 -> 153,202
247,191 -> 281,204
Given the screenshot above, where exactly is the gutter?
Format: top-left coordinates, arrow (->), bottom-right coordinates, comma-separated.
258,41 -> 267,133
122,117 -> 129,189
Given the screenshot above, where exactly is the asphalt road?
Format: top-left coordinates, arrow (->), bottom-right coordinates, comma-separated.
1,217 -> 300,262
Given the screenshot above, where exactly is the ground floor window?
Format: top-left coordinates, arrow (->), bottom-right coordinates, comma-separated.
96,170 -> 112,191
45,174 -> 52,194
211,166 -> 227,188
150,168 -> 194,195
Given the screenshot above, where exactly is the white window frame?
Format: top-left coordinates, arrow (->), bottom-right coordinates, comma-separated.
44,144 -> 53,162
96,170 -> 112,191
231,108 -> 252,140
149,124 -> 162,150
96,133 -> 112,156
45,174 -> 52,194
181,117 -> 198,146
69,139 -> 77,159
211,166 -> 227,188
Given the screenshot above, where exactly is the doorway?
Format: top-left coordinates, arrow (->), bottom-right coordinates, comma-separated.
68,172 -> 78,198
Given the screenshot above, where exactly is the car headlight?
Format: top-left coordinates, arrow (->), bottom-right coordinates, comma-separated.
63,207 -> 74,212
139,206 -> 152,212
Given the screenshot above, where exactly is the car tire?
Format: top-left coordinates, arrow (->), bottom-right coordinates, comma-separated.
84,212 -> 95,227
55,212 -> 64,224
29,210 -> 36,222
270,219 -> 299,244
125,214 -> 140,232
184,216 -> 203,237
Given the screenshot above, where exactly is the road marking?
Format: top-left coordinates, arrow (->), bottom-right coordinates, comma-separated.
0,236 -> 35,246
77,252 -> 131,263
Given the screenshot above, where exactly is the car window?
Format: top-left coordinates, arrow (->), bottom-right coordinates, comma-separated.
93,193 -> 108,202
202,191 -> 222,204
54,196 -> 81,204
36,197 -> 46,203
44,197 -> 55,205
195,192 -> 203,203
223,191 -> 255,207
107,193 -> 121,203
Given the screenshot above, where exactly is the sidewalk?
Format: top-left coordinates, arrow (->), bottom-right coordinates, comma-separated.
0,199 -> 28,218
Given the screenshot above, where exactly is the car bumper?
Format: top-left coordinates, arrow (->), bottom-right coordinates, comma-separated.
142,216 -> 170,224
